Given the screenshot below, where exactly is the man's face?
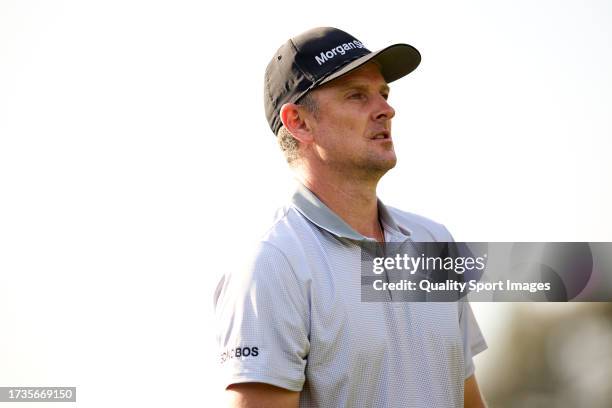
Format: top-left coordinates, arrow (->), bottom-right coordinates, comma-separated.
306,62 -> 397,178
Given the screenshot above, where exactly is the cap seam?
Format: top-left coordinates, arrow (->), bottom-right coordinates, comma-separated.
289,39 -> 316,83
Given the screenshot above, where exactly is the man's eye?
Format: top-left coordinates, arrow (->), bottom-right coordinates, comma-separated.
381,93 -> 389,100
349,93 -> 365,100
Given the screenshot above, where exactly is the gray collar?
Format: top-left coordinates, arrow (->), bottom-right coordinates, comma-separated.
291,183 -> 410,241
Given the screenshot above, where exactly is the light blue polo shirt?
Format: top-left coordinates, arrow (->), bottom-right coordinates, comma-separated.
214,183 -> 487,407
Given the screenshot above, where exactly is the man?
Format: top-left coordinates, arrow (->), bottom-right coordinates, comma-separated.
214,27 -> 487,407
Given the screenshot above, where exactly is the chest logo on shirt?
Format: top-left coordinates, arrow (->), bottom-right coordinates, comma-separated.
220,346 -> 259,363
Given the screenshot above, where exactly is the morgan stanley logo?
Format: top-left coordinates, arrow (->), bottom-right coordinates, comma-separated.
315,40 -> 365,65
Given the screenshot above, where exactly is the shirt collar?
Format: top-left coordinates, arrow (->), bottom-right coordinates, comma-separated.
291,183 -> 411,242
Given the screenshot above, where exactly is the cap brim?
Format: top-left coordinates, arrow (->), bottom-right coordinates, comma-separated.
318,43 -> 421,86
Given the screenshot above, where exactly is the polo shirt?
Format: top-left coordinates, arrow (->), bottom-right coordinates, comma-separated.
214,183 -> 487,407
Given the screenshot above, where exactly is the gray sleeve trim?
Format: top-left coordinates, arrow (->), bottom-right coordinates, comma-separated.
471,338 -> 488,357
464,339 -> 488,379
224,372 -> 304,392
458,301 -> 488,379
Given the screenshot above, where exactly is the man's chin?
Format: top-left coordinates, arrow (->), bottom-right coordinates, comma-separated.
379,160 -> 397,174
376,154 -> 397,171
359,157 -> 397,178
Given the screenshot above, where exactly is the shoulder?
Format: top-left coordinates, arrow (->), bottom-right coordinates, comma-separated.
386,206 -> 455,242
213,204 -> 312,312
220,204 -> 313,287
258,203 -> 321,255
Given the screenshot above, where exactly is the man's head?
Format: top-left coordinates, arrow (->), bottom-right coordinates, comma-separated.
264,27 -> 420,178
280,62 -> 397,179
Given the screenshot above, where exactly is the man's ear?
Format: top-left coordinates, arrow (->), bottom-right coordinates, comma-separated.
280,103 -> 314,145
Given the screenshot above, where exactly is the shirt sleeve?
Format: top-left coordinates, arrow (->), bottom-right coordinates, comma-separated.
458,300 -> 488,379
213,241 -> 310,392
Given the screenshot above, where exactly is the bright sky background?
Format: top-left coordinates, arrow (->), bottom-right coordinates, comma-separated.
1,0 -> 611,406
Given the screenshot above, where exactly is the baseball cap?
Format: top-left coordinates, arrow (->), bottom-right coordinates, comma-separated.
264,27 -> 421,135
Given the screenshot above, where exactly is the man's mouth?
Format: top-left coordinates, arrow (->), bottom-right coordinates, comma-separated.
371,131 -> 391,140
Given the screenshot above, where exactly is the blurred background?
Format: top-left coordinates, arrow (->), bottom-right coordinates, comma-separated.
473,303 -> 612,407
1,0 -> 611,406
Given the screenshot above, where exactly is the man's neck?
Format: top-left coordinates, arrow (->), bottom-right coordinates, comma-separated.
299,172 -> 384,242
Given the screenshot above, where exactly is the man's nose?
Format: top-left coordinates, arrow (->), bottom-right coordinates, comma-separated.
373,96 -> 395,122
